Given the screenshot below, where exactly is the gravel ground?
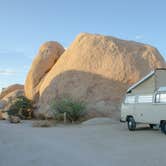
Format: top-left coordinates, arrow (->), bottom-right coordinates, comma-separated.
0,119 -> 166,166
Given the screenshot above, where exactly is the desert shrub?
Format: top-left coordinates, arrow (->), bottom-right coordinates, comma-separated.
7,96 -> 33,119
51,97 -> 86,122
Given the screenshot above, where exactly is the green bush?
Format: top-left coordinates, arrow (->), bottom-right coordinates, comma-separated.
7,96 -> 33,119
51,97 -> 86,122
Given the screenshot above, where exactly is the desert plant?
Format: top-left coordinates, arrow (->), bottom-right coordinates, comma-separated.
51,97 -> 86,122
7,96 -> 33,119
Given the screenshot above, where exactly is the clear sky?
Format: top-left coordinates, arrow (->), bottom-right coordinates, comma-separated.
0,0 -> 165,90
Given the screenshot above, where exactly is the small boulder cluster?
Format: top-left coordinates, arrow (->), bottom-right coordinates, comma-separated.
0,84 -> 33,123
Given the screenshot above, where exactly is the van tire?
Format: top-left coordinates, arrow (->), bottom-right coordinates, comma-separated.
149,124 -> 155,129
161,121 -> 166,134
127,117 -> 136,131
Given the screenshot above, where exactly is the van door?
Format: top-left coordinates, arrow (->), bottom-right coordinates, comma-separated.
134,94 -> 153,123
151,92 -> 166,124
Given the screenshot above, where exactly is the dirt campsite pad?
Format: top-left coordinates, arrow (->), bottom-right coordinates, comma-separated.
0,118 -> 166,166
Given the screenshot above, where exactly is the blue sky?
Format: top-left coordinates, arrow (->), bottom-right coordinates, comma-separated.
0,0 -> 165,90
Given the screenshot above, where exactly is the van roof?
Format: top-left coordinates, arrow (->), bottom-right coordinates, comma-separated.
127,68 -> 166,93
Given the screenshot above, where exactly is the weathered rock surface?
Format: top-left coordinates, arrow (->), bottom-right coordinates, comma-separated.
0,88 -> 25,119
37,33 -> 165,117
25,41 -> 65,101
2,89 -> 25,104
0,84 -> 24,100
9,115 -> 21,123
0,100 -> 6,109
0,111 -> 3,120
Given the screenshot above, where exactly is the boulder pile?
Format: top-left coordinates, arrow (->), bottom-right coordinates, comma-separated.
1,33 -> 165,119
35,33 -> 165,117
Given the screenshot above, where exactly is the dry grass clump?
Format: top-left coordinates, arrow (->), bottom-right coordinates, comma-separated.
32,120 -> 55,128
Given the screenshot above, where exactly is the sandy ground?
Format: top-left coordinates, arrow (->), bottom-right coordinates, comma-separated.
0,119 -> 166,166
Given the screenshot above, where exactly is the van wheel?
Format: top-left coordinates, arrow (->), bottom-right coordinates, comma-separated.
127,117 -> 136,131
161,121 -> 166,134
149,124 -> 155,129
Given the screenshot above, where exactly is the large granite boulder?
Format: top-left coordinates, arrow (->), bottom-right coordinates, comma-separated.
36,33 -> 165,117
25,41 -> 65,101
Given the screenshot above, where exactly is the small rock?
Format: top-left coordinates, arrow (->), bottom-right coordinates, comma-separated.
32,120 -> 54,127
9,116 -> 21,123
0,111 -> 3,120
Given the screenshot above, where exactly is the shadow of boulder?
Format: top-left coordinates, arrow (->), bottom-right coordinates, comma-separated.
37,70 -> 128,119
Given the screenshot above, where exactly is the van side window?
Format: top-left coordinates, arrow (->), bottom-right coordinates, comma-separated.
155,93 -> 166,103
125,96 -> 135,104
137,95 -> 153,103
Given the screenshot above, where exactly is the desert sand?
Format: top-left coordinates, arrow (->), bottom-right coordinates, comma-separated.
0,119 -> 166,166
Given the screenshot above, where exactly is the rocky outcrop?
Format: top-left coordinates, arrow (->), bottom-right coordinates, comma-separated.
37,33 -> 165,117
2,89 -> 24,104
0,86 -> 25,119
25,41 -> 65,101
0,84 -> 24,100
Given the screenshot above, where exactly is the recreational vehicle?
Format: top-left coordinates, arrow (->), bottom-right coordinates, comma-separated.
121,68 -> 166,134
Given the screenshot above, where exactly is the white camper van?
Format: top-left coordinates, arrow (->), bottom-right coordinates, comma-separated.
121,68 -> 166,134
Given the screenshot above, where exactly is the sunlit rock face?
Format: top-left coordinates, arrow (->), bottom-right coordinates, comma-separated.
0,84 -> 24,100
35,33 -> 165,118
24,41 -> 65,101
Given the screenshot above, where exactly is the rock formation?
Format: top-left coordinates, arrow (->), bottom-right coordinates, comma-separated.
0,84 -> 25,119
25,41 -> 65,101
35,33 -> 165,117
0,84 -> 24,100
2,89 -> 24,103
